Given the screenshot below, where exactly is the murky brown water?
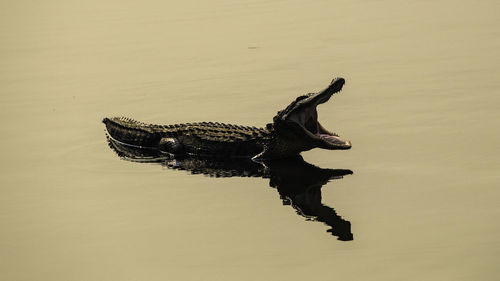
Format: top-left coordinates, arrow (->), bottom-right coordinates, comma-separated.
1,0 -> 499,280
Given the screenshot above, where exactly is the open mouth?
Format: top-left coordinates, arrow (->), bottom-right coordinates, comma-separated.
287,78 -> 351,150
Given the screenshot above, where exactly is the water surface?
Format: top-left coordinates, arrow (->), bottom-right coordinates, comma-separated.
1,1 -> 499,280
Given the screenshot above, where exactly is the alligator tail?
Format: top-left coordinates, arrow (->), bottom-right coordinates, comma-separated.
102,117 -> 162,148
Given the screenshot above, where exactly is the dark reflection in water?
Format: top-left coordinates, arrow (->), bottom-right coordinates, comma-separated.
107,137 -> 354,241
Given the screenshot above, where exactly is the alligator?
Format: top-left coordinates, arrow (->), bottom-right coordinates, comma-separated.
103,77 -> 351,160
107,136 -> 354,240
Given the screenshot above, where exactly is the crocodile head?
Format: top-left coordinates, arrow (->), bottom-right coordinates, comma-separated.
265,77 -> 351,158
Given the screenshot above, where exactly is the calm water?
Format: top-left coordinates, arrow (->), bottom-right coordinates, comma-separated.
1,1 -> 499,280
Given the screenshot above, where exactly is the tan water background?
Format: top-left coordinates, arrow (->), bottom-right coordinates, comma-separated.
1,0 -> 499,280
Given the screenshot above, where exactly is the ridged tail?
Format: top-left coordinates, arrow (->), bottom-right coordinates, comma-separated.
102,117 -> 162,148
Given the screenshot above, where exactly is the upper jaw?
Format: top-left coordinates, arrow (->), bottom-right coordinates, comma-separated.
308,77 -> 345,106
281,77 -> 346,121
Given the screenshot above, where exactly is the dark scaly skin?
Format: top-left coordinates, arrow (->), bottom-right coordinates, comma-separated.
103,117 -> 272,158
103,77 -> 351,159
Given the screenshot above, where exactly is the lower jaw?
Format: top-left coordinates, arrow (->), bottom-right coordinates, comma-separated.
316,133 -> 348,147
317,133 -> 340,142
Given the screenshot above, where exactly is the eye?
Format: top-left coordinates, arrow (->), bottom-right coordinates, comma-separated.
295,95 -> 308,102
